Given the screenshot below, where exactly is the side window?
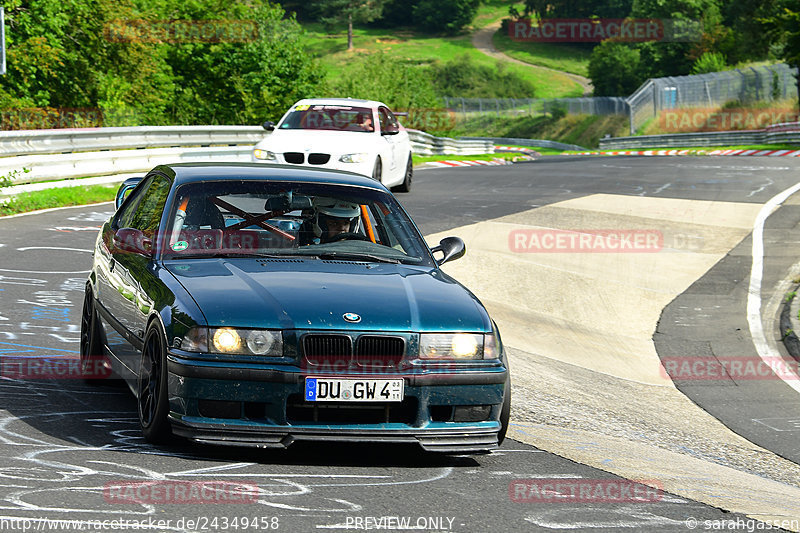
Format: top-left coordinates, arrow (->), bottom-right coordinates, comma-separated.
379,107 -> 398,133
128,175 -> 171,234
114,177 -> 152,230
378,108 -> 390,133
386,109 -> 400,129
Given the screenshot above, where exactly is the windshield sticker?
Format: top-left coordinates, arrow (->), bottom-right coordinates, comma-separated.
293,104 -> 310,111
311,105 -> 354,111
172,241 -> 189,252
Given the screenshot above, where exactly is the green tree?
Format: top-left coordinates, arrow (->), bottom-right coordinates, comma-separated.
538,0 -> 634,19
312,0 -> 387,50
774,6 -> 800,108
157,1 -> 324,124
412,0 -> 481,35
0,0 -> 325,126
588,40 -> 642,96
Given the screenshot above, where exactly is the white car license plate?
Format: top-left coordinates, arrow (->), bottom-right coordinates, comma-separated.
305,378 -> 404,402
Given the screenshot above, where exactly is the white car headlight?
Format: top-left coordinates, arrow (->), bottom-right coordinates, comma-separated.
180,327 -> 282,356
254,149 -> 277,161
339,153 -> 368,163
419,333 -> 493,360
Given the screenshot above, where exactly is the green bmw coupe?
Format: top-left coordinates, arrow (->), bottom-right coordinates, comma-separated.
81,163 -> 510,453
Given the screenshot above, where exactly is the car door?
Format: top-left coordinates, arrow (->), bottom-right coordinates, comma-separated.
103,174 -> 171,374
378,107 -> 400,178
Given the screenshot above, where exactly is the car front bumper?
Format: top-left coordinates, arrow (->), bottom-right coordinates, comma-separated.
166,353 -> 507,453
251,155 -> 374,179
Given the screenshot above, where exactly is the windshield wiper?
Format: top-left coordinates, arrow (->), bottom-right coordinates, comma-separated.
316,252 -> 400,264
170,252 -> 313,260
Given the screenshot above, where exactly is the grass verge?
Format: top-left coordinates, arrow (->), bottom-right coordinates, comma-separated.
449,113 -> 629,148
302,24 -> 582,99
413,153 -> 520,165
0,184 -> 117,217
491,30 -> 591,77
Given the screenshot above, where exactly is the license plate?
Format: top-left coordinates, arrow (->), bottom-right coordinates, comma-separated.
305,378 -> 404,402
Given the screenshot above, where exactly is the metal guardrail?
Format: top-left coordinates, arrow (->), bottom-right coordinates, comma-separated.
0,146 -> 255,185
407,130 -> 494,156
599,121 -> 800,150
460,136 -> 587,151
0,126 -> 495,186
0,125 -> 266,157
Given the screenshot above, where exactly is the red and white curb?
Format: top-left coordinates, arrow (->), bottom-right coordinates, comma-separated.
569,149 -> 800,157
495,145 -> 539,154
424,159 -> 513,168
707,148 -> 800,157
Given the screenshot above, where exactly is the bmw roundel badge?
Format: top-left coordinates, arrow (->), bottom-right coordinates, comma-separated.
343,312 -> 361,323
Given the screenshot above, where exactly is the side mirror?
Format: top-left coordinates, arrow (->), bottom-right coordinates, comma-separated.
430,237 -> 465,266
262,121 -> 275,131
381,126 -> 400,136
115,177 -> 143,210
114,228 -> 153,257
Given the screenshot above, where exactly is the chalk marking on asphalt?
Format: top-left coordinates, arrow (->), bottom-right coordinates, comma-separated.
748,177 -> 775,198
747,180 -> 800,395
16,247 -> 92,253
0,201 -> 114,220
653,183 -> 672,194
0,269 -> 89,275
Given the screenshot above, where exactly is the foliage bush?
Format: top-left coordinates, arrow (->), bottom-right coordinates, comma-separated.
429,54 -> 536,98
325,54 -> 441,110
691,52 -> 728,75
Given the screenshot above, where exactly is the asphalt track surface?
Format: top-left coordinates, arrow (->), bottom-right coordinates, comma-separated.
0,156 -> 797,531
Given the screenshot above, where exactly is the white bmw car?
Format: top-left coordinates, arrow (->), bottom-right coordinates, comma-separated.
252,98 -> 414,192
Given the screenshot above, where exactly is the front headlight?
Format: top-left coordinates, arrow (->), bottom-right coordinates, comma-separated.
180,327 -> 282,356
253,149 -> 277,161
339,153 -> 368,163
419,333 -> 494,360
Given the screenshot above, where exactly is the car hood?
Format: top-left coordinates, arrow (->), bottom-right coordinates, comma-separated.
165,259 -> 491,332
254,129 -> 379,154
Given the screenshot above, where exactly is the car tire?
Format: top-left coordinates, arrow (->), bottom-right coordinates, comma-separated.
138,321 -> 172,444
80,285 -> 106,385
372,157 -> 382,183
392,154 -> 413,193
497,374 -> 511,446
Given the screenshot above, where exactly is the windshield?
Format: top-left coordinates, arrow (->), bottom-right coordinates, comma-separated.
278,105 -> 375,133
161,180 -> 433,266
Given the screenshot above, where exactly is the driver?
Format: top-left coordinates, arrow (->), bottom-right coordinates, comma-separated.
311,199 -> 361,243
